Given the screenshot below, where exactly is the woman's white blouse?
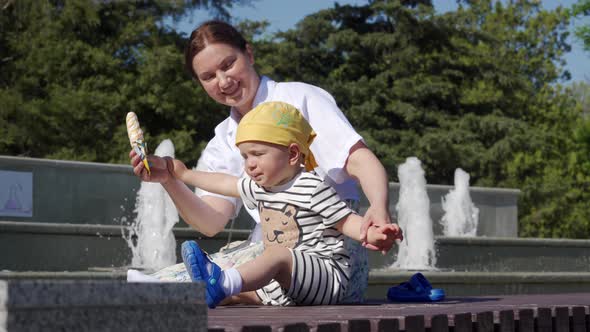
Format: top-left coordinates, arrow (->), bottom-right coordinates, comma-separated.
195,76 -> 363,221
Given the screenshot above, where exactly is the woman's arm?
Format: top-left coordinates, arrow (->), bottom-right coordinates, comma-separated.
345,141 -> 393,250
130,149 -> 235,237
162,179 -> 236,237
297,86 -> 392,240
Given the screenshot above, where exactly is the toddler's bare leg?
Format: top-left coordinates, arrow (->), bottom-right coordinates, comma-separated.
237,246 -> 293,292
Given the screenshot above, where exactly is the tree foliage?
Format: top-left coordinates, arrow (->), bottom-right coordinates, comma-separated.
573,0 -> 590,53
0,0 -> 250,164
252,0 -> 586,237
1,0 -> 588,238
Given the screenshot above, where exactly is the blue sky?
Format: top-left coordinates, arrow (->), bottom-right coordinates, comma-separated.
171,0 -> 589,83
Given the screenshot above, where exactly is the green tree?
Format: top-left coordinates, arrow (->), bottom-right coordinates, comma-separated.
573,0 -> 590,52
0,0 -> 249,164
518,0 -> 590,237
521,81 -> 590,237
253,0 -> 587,237
2,0 -> 587,238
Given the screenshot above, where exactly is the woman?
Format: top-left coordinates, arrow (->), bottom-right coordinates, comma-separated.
130,20 -> 393,305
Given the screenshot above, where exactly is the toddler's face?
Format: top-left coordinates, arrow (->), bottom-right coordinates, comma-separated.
238,141 -> 294,188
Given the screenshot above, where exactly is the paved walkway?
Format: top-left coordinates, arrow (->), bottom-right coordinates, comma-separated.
208,293 -> 590,332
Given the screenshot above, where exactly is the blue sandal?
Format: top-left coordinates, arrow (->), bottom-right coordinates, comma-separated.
387,272 -> 445,302
181,240 -> 227,308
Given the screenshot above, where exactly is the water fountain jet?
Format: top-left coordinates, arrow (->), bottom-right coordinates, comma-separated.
440,168 -> 479,237
124,139 -> 179,272
392,157 -> 436,270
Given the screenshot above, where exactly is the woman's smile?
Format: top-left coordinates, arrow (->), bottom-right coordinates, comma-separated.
222,82 -> 240,97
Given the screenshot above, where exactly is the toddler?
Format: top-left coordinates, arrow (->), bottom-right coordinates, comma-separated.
168,101 -> 402,307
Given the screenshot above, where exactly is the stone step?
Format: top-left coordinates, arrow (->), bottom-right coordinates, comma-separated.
0,280 -> 206,331
1,278 -> 589,331
2,221 -> 590,273
368,236 -> 590,272
0,221 -> 246,272
367,270 -> 590,299
2,270 -> 590,299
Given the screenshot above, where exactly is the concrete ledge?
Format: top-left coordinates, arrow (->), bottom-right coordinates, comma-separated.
368,235 -> 590,273
439,235 -> 590,247
3,270 -> 590,298
4,221 -> 590,273
432,236 -> 590,273
0,220 -> 251,238
0,155 -> 520,236
0,155 -> 133,172
368,271 -> 590,299
370,270 -> 590,284
0,221 -> 247,271
0,271 -> 127,280
0,280 -> 206,331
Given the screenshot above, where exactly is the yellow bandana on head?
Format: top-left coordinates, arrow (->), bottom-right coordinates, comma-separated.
236,101 -> 318,171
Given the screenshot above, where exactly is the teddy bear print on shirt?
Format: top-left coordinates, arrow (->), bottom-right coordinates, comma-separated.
258,203 -> 302,249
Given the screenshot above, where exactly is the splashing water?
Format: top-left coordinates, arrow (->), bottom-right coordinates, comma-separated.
392,157 -> 436,270
440,168 -> 479,237
124,139 -> 179,271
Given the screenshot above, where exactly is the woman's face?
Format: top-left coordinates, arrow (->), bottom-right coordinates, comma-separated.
193,43 -> 260,115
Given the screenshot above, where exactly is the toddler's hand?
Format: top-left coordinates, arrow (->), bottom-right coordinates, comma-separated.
164,157 -> 189,181
366,224 -> 403,254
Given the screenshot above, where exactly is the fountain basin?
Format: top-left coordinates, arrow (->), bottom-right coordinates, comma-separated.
0,220 -> 247,271
0,156 -> 519,237
3,221 -> 590,273
3,220 -> 590,297
3,269 -> 590,299
368,236 -> 590,272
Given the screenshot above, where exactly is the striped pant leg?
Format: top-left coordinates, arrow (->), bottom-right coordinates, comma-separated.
286,250 -> 348,305
255,279 -> 296,306
255,249 -> 348,306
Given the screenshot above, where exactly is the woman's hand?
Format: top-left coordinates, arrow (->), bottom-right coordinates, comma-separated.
345,141 -> 396,253
360,205 -> 395,254
129,149 -> 171,183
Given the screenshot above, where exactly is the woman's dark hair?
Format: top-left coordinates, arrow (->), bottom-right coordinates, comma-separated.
184,20 -> 248,79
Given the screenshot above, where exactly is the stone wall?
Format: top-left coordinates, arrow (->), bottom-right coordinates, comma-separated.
0,155 -> 519,236
0,280 -> 206,331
